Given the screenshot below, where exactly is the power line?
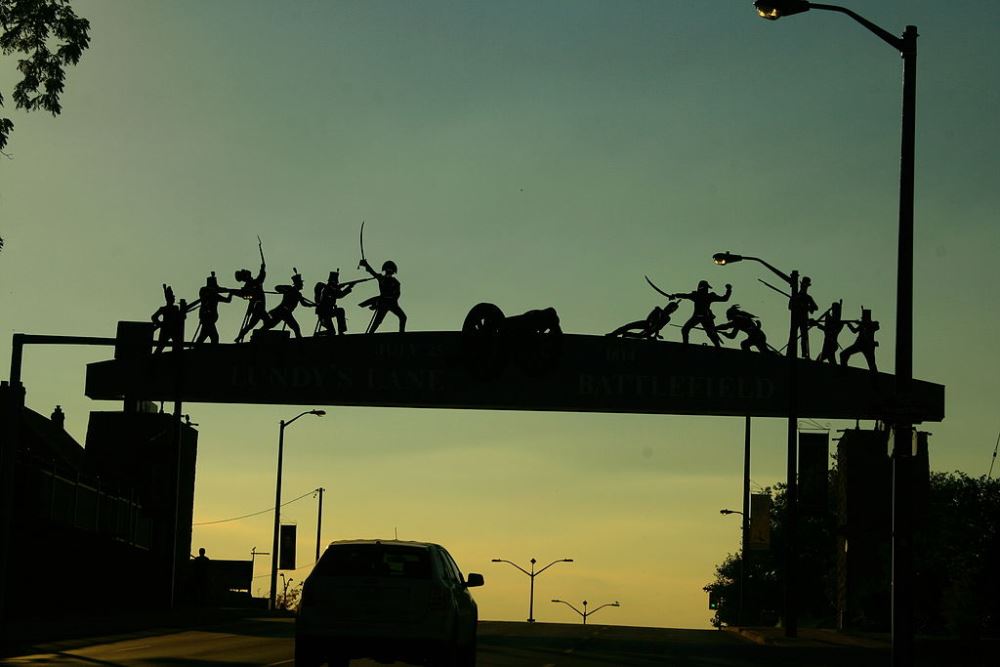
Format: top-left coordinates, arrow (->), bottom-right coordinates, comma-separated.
252,560 -> 318,579
193,489 -> 317,526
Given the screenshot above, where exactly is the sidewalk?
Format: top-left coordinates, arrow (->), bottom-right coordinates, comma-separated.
724,626 -> 890,649
0,606 -> 283,658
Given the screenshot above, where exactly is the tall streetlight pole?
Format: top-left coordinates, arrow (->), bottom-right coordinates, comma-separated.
314,487 -> 325,564
750,3 -> 918,664
551,599 -> 620,625
720,507 -> 748,626
713,251 -> 801,636
270,409 -> 325,610
491,557 -> 573,623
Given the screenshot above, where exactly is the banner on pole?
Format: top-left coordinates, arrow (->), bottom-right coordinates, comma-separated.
279,524 -> 297,570
748,494 -> 771,551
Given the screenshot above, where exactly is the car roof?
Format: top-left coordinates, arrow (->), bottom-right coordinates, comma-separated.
323,539 -> 443,550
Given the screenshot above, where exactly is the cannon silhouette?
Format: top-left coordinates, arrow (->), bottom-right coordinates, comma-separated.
461,303 -> 563,378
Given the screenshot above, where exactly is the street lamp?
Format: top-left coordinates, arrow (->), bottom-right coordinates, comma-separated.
714,250 -> 801,635
270,409 -> 325,610
751,3 -> 918,663
720,508 -> 749,626
491,557 -> 573,623
753,0 -> 810,20
551,599 -> 620,625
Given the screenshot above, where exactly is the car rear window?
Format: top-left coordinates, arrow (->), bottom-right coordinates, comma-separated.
314,544 -> 432,579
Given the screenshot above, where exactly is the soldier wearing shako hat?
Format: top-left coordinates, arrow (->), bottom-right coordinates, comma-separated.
151,284 -> 192,353
193,271 -> 233,344
358,258 -> 406,333
840,307 -> 880,373
314,270 -> 355,336
789,275 -> 818,359
812,300 -> 847,365
259,268 -> 314,339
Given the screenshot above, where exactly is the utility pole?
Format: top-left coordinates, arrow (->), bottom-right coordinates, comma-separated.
315,487 -> 325,563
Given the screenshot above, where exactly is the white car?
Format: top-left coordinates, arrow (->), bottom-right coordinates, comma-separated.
295,539 -> 484,666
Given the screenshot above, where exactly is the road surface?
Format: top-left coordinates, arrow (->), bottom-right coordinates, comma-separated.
2,617 -> 989,666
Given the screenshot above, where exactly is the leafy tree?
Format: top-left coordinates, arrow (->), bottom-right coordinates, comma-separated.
915,472 -> 1000,638
704,481 -> 837,628
706,470 -> 1000,636
0,0 -> 90,152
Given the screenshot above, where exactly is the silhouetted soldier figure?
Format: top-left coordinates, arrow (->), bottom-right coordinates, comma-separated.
718,304 -> 770,353
812,300 -> 847,365
151,285 -> 190,354
233,261 -> 267,343
790,276 -> 818,359
840,308 -> 880,373
314,270 -> 354,335
607,302 -> 680,339
359,259 -> 406,333
193,272 -> 232,344
670,280 -> 732,347
261,270 -> 313,338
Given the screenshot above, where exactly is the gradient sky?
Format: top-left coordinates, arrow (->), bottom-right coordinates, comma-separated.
2,0 -> 999,629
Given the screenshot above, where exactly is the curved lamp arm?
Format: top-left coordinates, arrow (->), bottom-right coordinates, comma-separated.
551,599 -> 584,617
808,4 -> 906,51
713,251 -> 792,285
283,409 -> 326,428
491,558 -> 532,577
535,558 -> 574,576
587,601 -> 621,617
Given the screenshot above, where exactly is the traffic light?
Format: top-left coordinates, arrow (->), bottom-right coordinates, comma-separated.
708,591 -> 722,610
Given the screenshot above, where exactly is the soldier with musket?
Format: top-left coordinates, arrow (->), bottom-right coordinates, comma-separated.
314,270 -> 367,336
151,284 -> 192,353
840,308 -> 880,373
193,271 -> 233,344
811,300 -> 847,365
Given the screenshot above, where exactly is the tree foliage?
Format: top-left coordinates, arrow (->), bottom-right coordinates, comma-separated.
705,471 -> 1000,636
703,482 -> 837,629
0,0 -> 90,151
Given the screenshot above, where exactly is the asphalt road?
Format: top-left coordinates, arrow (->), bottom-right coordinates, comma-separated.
0,618 -> 990,667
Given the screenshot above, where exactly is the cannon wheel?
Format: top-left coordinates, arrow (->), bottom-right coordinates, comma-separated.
462,303 -> 505,335
462,303 -> 507,379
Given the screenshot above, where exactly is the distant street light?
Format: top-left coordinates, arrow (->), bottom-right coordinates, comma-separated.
551,599 -> 620,625
270,409 -> 325,610
491,557 -> 573,623
720,506 -> 750,626
749,3 -> 920,660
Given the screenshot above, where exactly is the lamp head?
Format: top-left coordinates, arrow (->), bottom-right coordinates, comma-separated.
311,410 -> 326,416
754,0 -> 811,21
720,509 -> 734,515
491,558 -> 502,562
563,558 -> 574,562
713,251 -> 743,266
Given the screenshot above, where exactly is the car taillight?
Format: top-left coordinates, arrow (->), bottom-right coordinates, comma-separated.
429,585 -> 448,611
